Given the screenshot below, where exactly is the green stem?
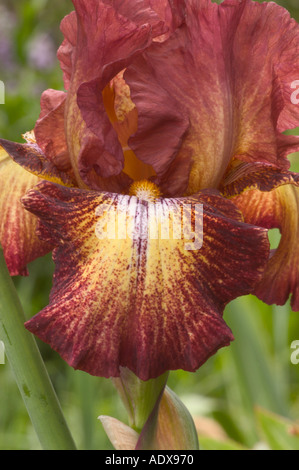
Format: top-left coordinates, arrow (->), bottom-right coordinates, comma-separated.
111,369 -> 199,450
113,367 -> 169,432
0,247 -> 76,450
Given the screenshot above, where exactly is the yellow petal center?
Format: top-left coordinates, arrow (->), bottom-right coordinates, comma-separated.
129,180 -> 161,202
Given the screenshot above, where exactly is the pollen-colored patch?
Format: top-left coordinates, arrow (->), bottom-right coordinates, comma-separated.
22,130 -> 36,144
113,71 -> 136,123
102,73 -> 156,182
22,182 -> 269,380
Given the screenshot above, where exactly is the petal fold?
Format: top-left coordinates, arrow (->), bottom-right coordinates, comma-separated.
34,89 -> 71,171
232,183 -> 299,311
0,138 -> 76,188
63,0 -> 156,190
22,182 -> 269,379
221,161 -> 299,198
100,0 -> 171,38
57,11 -> 77,90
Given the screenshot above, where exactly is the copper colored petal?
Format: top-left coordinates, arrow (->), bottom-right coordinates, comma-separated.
23,182 -> 269,379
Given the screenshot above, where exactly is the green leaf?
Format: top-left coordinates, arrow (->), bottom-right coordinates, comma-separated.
256,407 -> 299,450
226,299 -> 289,417
198,436 -> 248,451
112,367 -> 169,433
136,386 -> 200,450
0,247 -> 76,450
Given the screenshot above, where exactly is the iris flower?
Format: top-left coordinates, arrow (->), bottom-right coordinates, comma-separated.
0,0 -> 298,381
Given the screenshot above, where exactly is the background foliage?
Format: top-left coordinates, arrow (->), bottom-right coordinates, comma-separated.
0,0 -> 299,450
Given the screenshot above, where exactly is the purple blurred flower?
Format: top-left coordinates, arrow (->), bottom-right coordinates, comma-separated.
0,5 -> 16,70
28,33 -> 56,71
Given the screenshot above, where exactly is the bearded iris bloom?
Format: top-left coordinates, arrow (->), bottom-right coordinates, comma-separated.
0,0 -> 299,381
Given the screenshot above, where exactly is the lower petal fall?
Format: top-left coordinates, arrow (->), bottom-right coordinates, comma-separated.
22,182 -> 269,379
0,147 -> 52,275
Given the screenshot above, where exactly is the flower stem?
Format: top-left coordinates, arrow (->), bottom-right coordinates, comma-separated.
113,368 -> 169,433
108,369 -> 199,450
0,247 -> 76,450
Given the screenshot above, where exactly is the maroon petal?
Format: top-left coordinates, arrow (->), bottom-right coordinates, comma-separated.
221,161 -> 299,197
63,0 -> 157,189
0,138 -> 76,188
23,182 -> 269,379
57,11 -> 77,90
126,0 -> 299,196
34,89 -> 71,171
232,183 -> 299,311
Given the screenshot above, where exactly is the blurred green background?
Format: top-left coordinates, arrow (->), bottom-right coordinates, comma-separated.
0,0 -> 299,450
